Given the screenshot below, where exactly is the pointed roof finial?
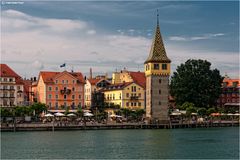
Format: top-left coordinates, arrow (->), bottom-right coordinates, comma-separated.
157,9 -> 159,25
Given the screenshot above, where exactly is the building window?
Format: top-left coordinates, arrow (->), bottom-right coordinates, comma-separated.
49,102 -> 51,107
154,64 -> 159,70
72,87 -> 75,91
4,78 -> 7,82
126,102 -> 129,106
64,95 -> 67,99
159,79 -> 161,83
126,93 -> 129,98
79,95 -> 81,99
48,94 -> 52,99
159,90 -> 161,94
113,94 -> 115,100
72,95 -> 75,100
162,64 -> 167,70
131,102 -> 133,106
138,102 -> 141,106
119,93 -> 121,99
56,95 -> 58,99
9,78 -> 12,82
159,101 -> 161,105
66,80 -> 68,84
55,80 -> 58,84
62,80 -> 64,84
55,102 -> 58,109
55,87 -> 58,91
134,102 -> 136,106
138,93 -> 141,97
73,80 -> 75,84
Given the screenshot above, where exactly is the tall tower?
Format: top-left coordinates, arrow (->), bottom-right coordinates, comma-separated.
144,12 -> 171,124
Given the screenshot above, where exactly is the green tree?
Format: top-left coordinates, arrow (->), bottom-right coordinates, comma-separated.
181,102 -> 195,110
186,106 -> 197,117
197,108 -> 207,116
31,103 -> 47,116
170,59 -> 223,108
206,107 -> 216,116
77,107 -> 83,117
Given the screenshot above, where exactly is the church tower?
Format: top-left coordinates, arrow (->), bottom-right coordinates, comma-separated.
144,12 -> 171,124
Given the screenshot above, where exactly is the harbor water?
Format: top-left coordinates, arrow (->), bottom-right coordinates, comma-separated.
1,127 -> 239,159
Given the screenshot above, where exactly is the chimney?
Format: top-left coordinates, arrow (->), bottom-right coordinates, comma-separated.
89,68 -> 92,79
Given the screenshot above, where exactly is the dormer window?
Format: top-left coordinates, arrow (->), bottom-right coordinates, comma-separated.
154,64 -> 159,70
162,64 -> 167,70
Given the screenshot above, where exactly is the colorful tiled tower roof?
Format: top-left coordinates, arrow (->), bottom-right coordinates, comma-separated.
144,13 -> 171,64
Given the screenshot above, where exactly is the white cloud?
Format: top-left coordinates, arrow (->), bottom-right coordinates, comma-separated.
87,30 -> 96,35
2,10 -> 239,79
169,33 -> 225,41
169,36 -> 187,41
32,60 -> 44,70
2,9 -> 87,33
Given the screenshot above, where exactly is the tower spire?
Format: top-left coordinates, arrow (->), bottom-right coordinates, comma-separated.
144,10 -> 171,64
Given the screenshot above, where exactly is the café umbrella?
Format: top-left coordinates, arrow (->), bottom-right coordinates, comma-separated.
44,113 -> 54,117
84,112 -> 94,117
54,112 -> 65,116
67,113 -> 76,117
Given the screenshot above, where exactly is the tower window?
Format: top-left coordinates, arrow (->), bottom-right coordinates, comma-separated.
154,64 -> 159,70
159,101 -> 161,105
162,64 -> 167,70
159,90 -> 161,94
159,79 -> 161,83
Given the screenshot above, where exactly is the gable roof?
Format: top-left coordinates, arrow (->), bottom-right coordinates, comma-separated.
88,78 -> 101,85
128,71 -> 146,89
0,64 -> 24,84
39,71 -> 84,84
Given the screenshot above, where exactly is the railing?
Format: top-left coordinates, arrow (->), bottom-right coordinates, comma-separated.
0,96 -> 15,98
130,96 -> 139,100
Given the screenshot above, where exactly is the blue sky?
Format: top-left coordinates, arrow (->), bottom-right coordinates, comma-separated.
1,1 -> 239,78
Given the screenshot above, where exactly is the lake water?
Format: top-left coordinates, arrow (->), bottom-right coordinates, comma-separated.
1,127 -> 239,159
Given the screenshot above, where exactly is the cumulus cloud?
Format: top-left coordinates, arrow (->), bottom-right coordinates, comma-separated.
2,9 -> 87,33
1,9 -> 239,78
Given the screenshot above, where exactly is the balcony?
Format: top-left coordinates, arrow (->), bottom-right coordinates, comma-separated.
0,96 -> 15,98
130,96 -> 139,100
60,89 -> 71,94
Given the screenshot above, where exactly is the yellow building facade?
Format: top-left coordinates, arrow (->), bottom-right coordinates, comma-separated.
103,82 -> 145,110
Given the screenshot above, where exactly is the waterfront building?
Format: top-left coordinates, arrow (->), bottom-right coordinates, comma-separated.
112,69 -> 146,88
217,75 -> 240,111
84,68 -> 111,108
0,64 -> 24,107
144,15 -> 171,123
36,71 -> 84,111
102,81 -> 145,110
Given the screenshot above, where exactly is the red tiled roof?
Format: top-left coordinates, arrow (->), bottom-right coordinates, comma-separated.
223,78 -> 240,87
88,78 -> 101,85
129,71 -> 146,88
39,71 -> 84,84
0,64 -> 23,84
